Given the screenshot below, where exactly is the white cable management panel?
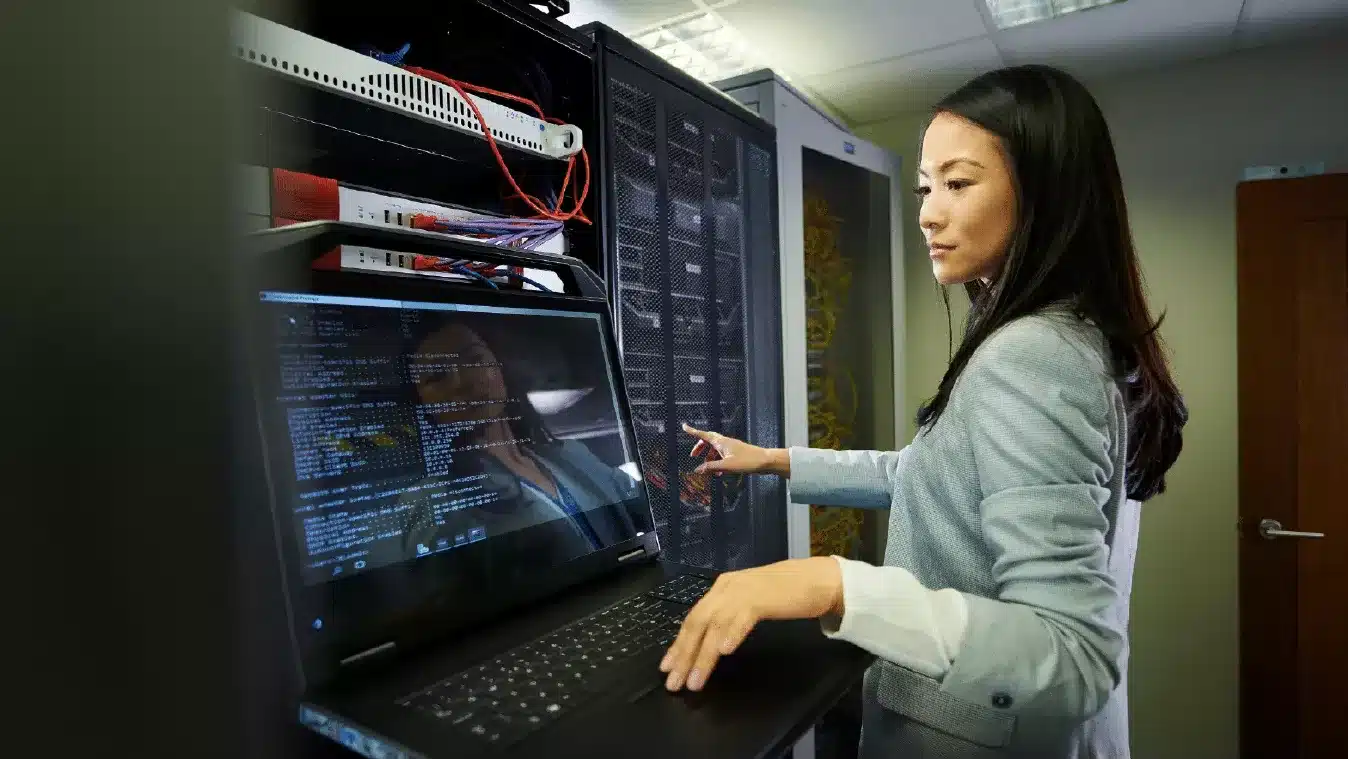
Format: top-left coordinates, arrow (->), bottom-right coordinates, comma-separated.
231,11 -> 583,161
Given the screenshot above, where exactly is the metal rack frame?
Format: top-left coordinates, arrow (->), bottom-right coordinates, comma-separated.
587,25 -> 786,571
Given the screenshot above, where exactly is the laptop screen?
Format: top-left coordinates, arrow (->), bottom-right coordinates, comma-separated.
249,274 -> 656,672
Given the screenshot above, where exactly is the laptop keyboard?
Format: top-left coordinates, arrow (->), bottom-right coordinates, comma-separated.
396,574 -> 714,747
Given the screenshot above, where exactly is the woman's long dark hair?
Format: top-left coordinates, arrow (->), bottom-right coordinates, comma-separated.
915,64 -> 1187,502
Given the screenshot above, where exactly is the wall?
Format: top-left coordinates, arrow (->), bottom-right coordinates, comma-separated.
855,35 -> 1348,759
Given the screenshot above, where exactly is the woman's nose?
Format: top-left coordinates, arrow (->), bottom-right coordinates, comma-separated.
919,197 -> 944,233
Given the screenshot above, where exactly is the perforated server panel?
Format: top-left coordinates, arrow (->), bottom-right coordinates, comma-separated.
585,24 -> 785,571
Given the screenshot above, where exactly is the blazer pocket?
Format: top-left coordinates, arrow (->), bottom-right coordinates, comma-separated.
873,659 -> 1017,749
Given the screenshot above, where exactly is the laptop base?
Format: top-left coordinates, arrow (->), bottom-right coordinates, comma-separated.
301,560 -> 872,759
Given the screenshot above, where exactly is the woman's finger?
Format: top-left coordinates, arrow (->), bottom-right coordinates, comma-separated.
693,458 -> 729,475
682,422 -> 713,440
690,438 -> 717,458
685,614 -> 731,692
683,423 -> 727,451
661,611 -> 696,672
664,603 -> 712,691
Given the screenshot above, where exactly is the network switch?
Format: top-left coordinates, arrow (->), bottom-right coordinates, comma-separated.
252,167 -> 565,291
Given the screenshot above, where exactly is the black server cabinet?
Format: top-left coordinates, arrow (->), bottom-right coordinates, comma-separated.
584,25 -> 785,571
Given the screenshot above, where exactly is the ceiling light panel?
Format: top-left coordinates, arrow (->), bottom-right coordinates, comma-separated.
984,0 -> 1127,30
632,12 -> 765,83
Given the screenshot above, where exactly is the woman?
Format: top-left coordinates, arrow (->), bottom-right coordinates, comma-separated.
660,64 -> 1186,758
400,320 -> 642,567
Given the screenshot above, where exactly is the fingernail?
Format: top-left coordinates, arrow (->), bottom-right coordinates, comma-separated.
720,639 -> 734,654
659,654 -> 672,672
681,423 -> 691,431
665,671 -> 682,691
687,670 -> 704,691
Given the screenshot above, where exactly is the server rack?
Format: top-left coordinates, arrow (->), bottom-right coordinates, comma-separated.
582,25 -> 786,571
230,7 -> 602,757
718,70 -> 905,567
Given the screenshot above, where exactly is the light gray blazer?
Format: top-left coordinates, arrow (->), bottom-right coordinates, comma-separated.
790,310 -> 1138,758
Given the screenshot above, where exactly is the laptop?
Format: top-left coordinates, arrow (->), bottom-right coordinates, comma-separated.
240,223 -> 870,759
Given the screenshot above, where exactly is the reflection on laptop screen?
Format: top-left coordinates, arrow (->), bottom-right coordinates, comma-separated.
259,291 -> 646,586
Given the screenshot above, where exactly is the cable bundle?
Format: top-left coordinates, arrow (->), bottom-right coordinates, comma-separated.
360,44 -> 591,225
642,450 -> 717,510
802,195 -> 864,560
409,256 -> 552,293
408,214 -> 563,250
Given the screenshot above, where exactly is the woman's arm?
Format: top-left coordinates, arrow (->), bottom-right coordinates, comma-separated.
827,320 -> 1125,721
682,425 -> 905,510
785,447 -> 908,509
822,558 -> 969,677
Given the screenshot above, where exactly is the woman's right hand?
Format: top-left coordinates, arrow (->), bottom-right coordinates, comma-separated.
683,423 -> 790,477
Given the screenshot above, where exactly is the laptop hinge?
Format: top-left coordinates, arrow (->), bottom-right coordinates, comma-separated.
340,641 -> 396,667
617,547 -> 647,563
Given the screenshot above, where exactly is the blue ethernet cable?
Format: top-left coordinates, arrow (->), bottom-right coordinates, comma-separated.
450,265 -> 499,289
361,43 -> 411,66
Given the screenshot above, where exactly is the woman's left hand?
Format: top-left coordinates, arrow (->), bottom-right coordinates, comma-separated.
659,556 -> 844,692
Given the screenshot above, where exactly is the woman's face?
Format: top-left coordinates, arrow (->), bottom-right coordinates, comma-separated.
414,324 -> 508,424
917,111 -> 1018,286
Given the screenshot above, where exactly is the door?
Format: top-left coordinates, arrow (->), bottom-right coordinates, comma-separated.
1237,173 -> 1348,759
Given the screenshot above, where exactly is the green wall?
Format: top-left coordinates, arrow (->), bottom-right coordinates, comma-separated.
854,35 -> 1348,759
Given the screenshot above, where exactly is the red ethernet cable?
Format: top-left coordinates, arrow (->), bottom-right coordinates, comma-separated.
401,66 -> 591,225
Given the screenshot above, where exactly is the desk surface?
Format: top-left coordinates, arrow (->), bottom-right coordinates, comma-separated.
299,560 -> 874,759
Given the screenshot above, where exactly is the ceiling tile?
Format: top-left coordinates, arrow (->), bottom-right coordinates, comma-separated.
1235,0 -> 1348,47
718,0 -> 991,78
993,0 -> 1245,73
562,0 -> 702,32
1003,32 -> 1238,83
1241,0 -> 1348,25
803,37 -> 1006,124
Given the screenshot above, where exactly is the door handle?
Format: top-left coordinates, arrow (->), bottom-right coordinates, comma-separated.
1258,518 -> 1325,540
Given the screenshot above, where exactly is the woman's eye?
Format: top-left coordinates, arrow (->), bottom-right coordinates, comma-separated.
946,179 -> 972,191
912,185 -> 931,197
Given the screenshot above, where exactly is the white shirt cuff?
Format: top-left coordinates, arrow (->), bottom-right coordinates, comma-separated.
821,556 -> 969,679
